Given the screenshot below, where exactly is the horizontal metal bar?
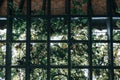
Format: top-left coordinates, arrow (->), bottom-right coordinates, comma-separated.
0,17 -> 120,20
0,40 -> 119,43
0,65 -> 119,69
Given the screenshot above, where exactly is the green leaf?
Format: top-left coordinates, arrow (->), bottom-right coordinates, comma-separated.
83,0 -> 88,3
81,18 -> 88,24
72,0 -> 82,7
116,20 -> 120,28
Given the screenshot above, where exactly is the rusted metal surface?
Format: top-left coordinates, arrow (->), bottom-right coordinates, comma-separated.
0,0 -> 120,15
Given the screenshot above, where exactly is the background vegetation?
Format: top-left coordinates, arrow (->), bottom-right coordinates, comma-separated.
0,0 -> 120,80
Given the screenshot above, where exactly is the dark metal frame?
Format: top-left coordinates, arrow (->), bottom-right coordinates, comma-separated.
0,0 -> 119,80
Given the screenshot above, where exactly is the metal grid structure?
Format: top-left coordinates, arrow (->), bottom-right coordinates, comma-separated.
0,0 -> 120,80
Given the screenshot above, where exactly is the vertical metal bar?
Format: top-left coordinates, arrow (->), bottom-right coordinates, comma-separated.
0,0 -> 3,7
46,19 -> 50,80
19,0 -> 25,12
26,0 -> 31,80
66,0 -> 71,80
111,0 -> 117,14
65,0 -> 71,80
47,0 -> 51,80
87,0 -> 92,80
42,0 -> 46,14
6,18 -> 12,80
67,0 -> 72,80
65,0 -> 69,14
64,0 -> 69,24
5,0 -> 12,80
107,0 -> 114,80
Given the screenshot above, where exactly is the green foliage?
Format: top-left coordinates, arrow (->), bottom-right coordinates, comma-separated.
0,0 -> 120,80
11,68 -> 25,80
116,20 -> 120,28
83,0 -> 88,3
1,17 -> 120,79
116,8 -> 120,14
12,18 -> 26,40
71,0 -> 88,15
12,43 -> 26,66
30,43 -> 47,65
31,18 -> 47,40
0,43 -> 6,65
0,29 -> 6,40
51,18 -> 68,40
71,17 -> 88,40
93,69 -> 109,80
50,43 -> 68,65
30,68 -> 47,80
9,2 -> 22,15
51,69 -> 68,80
71,69 -> 88,80
0,68 -> 5,79
113,20 -> 120,40
71,43 -> 88,66
113,43 -> 120,66
92,43 -> 108,66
